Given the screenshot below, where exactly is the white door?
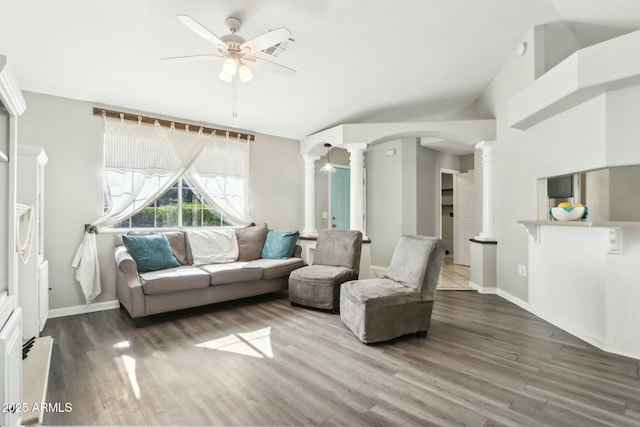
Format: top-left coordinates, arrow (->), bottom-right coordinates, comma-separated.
454,171 -> 474,266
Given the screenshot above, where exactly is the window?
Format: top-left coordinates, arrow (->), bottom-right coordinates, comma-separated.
111,177 -> 231,229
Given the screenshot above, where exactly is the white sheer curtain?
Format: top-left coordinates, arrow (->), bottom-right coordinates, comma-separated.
185,135 -> 252,226
72,118 -> 208,303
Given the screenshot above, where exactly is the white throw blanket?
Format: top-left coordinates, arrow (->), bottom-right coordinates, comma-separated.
187,229 -> 239,265
71,232 -> 102,304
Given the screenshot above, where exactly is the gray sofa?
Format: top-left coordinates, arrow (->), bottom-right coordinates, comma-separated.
115,224 -> 304,318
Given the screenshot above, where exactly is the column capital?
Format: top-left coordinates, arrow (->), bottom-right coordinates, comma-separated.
475,140 -> 495,152
344,143 -> 368,152
302,153 -> 321,163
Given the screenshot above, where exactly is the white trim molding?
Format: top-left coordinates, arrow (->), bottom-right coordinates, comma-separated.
48,300 -> 120,319
0,56 -> 26,116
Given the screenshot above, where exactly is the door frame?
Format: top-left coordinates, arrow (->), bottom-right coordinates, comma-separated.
453,170 -> 474,266
439,168 -> 459,245
328,165 -> 350,230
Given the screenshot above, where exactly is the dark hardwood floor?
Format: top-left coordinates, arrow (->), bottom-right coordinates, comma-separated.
42,290 -> 640,426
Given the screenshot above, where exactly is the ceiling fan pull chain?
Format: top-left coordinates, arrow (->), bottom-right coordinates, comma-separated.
233,78 -> 238,118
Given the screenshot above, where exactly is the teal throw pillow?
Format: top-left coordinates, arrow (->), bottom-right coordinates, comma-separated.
122,234 -> 180,273
261,230 -> 300,259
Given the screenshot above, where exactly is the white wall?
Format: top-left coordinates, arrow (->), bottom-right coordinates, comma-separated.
471,24 -> 601,301
472,23 -> 640,308
19,91 -> 304,310
366,138 -> 464,267
416,145 -> 461,238
365,140 -> 402,266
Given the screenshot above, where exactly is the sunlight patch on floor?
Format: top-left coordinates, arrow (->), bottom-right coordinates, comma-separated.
195,327 -> 273,358
121,355 -> 141,399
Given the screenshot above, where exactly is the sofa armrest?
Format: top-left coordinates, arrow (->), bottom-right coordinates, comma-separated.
115,246 -> 146,318
293,244 -> 302,258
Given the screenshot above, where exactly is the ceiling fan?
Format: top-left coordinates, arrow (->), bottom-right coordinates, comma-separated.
163,15 -> 296,83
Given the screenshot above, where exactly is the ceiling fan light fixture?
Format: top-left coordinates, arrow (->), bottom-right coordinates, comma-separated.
218,69 -> 233,83
238,63 -> 253,82
222,56 -> 238,76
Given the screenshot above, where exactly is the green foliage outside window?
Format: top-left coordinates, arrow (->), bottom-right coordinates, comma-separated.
112,178 -> 229,229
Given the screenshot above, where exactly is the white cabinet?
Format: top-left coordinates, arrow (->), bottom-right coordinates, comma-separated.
17,146 -> 48,340
0,308 -> 22,426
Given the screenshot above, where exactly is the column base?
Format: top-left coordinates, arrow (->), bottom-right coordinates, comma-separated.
475,233 -> 496,242
301,229 -> 318,237
469,238 -> 498,293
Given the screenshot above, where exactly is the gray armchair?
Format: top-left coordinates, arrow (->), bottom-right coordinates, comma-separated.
340,235 -> 445,343
289,229 -> 363,313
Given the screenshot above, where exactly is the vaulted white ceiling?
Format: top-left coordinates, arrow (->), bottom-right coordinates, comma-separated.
2,0 -> 640,140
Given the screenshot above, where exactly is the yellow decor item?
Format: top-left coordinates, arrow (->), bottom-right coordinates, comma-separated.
557,202 -> 572,208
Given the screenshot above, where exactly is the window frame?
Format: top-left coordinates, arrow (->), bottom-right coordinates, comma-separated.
106,176 -> 232,231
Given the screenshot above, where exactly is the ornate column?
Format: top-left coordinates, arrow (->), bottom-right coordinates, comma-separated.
302,154 -> 320,236
476,140 -> 496,241
470,140 -> 498,294
345,143 -> 368,235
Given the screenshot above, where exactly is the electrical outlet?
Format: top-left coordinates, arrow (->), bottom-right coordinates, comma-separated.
518,264 -> 527,277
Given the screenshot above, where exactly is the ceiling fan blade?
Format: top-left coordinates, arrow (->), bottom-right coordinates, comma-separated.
177,15 -> 227,52
161,54 -> 223,62
241,27 -> 292,54
249,52 -> 297,78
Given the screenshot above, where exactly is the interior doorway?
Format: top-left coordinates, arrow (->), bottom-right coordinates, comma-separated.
453,170 -> 474,266
440,169 -> 474,266
329,166 -> 350,230
440,171 -> 455,258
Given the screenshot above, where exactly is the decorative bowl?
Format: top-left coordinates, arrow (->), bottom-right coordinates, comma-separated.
550,206 -> 585,221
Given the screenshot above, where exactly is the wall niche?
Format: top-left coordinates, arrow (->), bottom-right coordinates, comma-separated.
538,165 -> 640,222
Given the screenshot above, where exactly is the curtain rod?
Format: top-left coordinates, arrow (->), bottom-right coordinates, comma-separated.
92,107 -> 255,142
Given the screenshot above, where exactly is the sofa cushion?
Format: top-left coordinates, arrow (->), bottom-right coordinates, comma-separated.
122,234 -> 181,273
128,231 -> 190,265
261,230 -> 300,259
235,223 -> 268,261
187,229 -> 239,265
201,262 -> 263,285
140,266 -> 211,294
245,257 -> 305,280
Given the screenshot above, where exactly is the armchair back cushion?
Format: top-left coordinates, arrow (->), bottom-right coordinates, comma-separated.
313,229 -> 363,274
383,235 -> 445,297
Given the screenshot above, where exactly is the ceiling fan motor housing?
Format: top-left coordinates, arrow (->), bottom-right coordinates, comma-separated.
225,17 -> 242,33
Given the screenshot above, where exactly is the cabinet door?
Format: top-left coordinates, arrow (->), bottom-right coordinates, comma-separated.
0,308 -> 22,426
38,261 -> 49,331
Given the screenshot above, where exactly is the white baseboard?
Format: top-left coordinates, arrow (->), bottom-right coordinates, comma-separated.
468,280 -> 497,294
48,300 -> 120,319
496,289 -> 533,312
493,289 -> 640,360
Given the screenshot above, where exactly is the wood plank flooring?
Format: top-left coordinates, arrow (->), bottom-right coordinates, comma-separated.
438,257 -> 473,290
42,290 -> 640,426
